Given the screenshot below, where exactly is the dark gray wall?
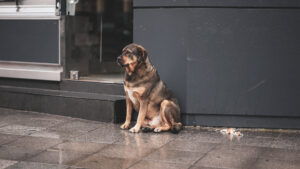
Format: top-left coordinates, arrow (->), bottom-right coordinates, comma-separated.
133,0 -> 300,128
0,20 -> 59,64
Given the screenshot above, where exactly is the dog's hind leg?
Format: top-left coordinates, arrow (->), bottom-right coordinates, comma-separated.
154,124 -> 170,133
154,100 -> 182,133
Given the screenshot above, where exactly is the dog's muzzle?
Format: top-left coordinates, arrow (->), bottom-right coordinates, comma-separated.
117,56 -> 131,68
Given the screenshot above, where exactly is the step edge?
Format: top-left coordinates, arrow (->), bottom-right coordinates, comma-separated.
0,85 -> 125,101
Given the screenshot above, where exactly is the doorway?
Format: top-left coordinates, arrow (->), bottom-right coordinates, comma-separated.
65,0 -> 132,83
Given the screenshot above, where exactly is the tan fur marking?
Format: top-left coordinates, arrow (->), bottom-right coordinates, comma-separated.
125,91 -> 133,122
124,48 -> 132,53
154,124 -> 171,132
124,86 -> 146,96
135,102 -> 147,129
128,62 -> 136,73
120,91 -> 133,129
160,100 -> 171,125
122,55 -> 128,63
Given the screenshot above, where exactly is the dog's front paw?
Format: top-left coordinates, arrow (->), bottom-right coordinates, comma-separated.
120,122 -> 130,129
129,126 -> 140,133
154,127 -> 162,133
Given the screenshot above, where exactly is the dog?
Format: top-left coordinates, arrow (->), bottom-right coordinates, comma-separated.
117,43 -> 182,133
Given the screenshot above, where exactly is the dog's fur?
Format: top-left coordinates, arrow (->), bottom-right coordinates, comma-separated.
117,43 -> 182,133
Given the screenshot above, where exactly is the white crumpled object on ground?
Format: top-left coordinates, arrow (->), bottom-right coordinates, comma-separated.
220,128 -> 243,137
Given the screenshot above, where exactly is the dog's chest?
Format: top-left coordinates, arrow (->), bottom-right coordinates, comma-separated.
124,86 -> 146,104
127,89 -> 137,104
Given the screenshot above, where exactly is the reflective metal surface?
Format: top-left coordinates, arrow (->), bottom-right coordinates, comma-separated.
0,62 -> 62,81
0,0 -> 57,19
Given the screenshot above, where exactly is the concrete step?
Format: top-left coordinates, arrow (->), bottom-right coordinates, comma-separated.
60,80 -> 125,95
0,77 -> 125,95
0,85 -> 126,123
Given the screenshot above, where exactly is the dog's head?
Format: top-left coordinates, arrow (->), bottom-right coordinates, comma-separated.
117,43 -> 148,74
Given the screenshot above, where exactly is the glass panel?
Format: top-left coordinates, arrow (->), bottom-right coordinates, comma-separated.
65,0 -> 132,83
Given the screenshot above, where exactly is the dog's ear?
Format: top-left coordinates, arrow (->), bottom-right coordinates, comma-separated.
136,45 -> 148,61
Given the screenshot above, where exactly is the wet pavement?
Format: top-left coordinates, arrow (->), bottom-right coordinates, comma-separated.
0,107 -> 299,169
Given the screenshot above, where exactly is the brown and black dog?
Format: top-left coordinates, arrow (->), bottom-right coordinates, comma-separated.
117,43 -> 182,133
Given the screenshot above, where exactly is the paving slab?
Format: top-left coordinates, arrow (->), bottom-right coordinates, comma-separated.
0,133 -> 21,146
241,130 -> 281,138
73,125 -> 124,144
51,141 -> 108,154
0,108 -> 26,124
231,136 -> 277,148
74,154 -> 138,169
12,116 -> 68,129
252,158 -> 300,169
129,160 -> 190,169
30,120 -> 102,140
49,120 -> 101,134
5,161 -> 69,169
115,131 -> 176,149
194,153 -> 257,169
189,166 -> 229,169
0,125 -> 44,136
271,133 -> 300,150
209,144 -> 262,156
30,129 -> 83,140
25,149 -> 91,165
258,147 -> 300,162
0,145 -> 43,161
194,144 -> 260,169
0,109 -> 67,127
7,136 -> 63,150
0,159 -> 17,169
177,129 -> 230,144
0,122 -> 8,128
97,144 -> 155,159
162,139 -> 217,153
145,148 -> 205,165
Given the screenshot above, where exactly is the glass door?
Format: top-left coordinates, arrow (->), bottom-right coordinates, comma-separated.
65,0 -> 132,83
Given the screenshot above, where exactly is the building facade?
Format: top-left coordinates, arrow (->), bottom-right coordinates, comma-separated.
0,0 -> 300,128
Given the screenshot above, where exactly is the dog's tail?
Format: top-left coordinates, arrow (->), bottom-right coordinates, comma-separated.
170,122 -> 182,134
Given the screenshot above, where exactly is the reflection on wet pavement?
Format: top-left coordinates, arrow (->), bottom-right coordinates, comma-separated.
0,107 -> 299,169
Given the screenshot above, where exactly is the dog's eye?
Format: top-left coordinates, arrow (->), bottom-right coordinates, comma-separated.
128,54 -> 134,59
124,62 -> 136,68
